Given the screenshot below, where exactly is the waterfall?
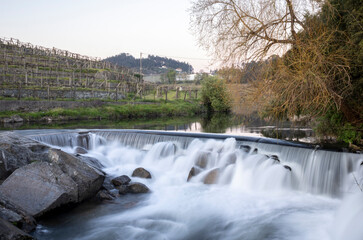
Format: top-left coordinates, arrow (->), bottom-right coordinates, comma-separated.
29,129 -> 363,240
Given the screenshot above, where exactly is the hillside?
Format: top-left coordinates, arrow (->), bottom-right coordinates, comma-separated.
104,53 -> 194,74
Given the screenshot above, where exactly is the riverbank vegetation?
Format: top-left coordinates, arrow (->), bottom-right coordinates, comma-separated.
191,0 -> 362,147
0,100 -> 203,122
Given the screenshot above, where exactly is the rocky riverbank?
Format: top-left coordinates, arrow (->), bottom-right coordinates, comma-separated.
0,132 -> 107,239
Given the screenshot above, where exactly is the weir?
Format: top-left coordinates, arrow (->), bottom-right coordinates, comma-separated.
28,129 -> 363,197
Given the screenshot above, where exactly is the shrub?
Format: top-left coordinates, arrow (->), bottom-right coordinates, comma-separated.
201,76 -> 231,112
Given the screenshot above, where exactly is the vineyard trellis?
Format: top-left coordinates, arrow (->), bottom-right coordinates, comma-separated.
0,37 -> 148,100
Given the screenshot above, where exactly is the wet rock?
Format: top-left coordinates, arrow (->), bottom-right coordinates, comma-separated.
203,168 -> 220,185
195,151 -> 210,169
48,149 -> 105,202
239,145 -> 251,153
252,148 -> 258,154
75,146 -> 88,154
128,182 -> 150,194
270,155 -> 280,163
284,165 -> 292,171
95,189 -> 115,201
0,162 -> 78,218
0,218 -> 34,240
112,175 -> 131,186
187,166 -> 202,181
116,185 -> 129,195
77,133 -> 90,149
360,161 -> 363,166
225,153 -> 237,165
132,167 -> 152,179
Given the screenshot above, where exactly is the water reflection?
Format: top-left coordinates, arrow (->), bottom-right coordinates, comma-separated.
1,113 -> 315,143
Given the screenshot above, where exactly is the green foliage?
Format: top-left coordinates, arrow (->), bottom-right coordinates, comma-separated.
315,108 -> 362,145
201,76 -> 231,112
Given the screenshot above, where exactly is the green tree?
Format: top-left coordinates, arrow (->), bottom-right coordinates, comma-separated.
201,76 -> 231,112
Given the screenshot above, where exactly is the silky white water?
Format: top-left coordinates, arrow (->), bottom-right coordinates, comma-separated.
32,132 -> 363,240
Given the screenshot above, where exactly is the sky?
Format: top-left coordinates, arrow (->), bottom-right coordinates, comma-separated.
0,0 -> 213,72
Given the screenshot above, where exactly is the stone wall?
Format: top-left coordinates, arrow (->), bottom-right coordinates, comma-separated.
0,100 -> 114,112
0,89 -> 125,101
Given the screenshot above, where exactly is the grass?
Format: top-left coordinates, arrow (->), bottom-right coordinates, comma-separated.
0,100 -> 204,121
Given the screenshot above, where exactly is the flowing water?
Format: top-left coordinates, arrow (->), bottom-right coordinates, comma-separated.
28,130 -> 363,240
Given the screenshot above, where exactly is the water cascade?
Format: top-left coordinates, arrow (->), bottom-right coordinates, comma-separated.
29,130 -> 363,240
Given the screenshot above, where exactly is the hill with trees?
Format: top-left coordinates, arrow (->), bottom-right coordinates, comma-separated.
104,53 -> 194,74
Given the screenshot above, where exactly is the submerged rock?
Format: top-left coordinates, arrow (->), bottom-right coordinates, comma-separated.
128,183 -> 150,194
187,166 -> 202,182
116,185 -> 129,195
284,165 -> 292,171
239,145 -> 251,153
203,168 -> 220,185
112,175 -> 131,186
95,189 -> 115,201
195,151 -> 210,169
75,146 -> 88,154
132,167 -> 152,179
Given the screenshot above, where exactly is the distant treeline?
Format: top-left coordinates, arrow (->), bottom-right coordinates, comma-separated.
104,53 -> 194,74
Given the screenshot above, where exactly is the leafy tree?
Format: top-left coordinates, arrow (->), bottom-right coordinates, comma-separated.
201,76 -> 231,112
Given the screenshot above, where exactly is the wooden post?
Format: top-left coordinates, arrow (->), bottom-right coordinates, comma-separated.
165,87 -> 168,102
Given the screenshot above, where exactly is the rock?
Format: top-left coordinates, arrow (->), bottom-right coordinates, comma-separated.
112,175 -> 131,186
0,218 -> 34,240
225,153 -> 237,165
187,166 -> 202,181
0,162 -> 78,218
12,115 -> 23,123
195,151 -> 210,169
239,145 -> 251,153
360,161 -> 363,166
1,115 -> 23,124
203,168 -> 220,185
77,133 -> 90,149
77,155 -> 105,173
132,167 -> 152,179
252,148 -> 258,154
116,185 -> 129,195
95,189 -> 115,201
284,165 -> 292,171
128,182 -> 150,194
0,132 -> 50,181
75,146 -> 88,154
270,155 -> 280,163
0,195 -> 36,232
48,149 -> 105,202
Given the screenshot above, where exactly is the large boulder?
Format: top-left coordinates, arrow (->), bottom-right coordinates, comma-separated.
0,132 -> 49,181
187,166 -> 202,182
48,149 -> 105,202
0,162 -> 78,218
132,167 -> 152,179
0,218 -> 34,240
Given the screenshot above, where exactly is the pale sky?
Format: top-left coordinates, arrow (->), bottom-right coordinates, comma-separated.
0,0 -> 213,72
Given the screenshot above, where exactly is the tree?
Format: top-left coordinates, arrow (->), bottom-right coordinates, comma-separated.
201,76 -> 231,112
191,0 -> 320,63
191,0 -> 354,119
